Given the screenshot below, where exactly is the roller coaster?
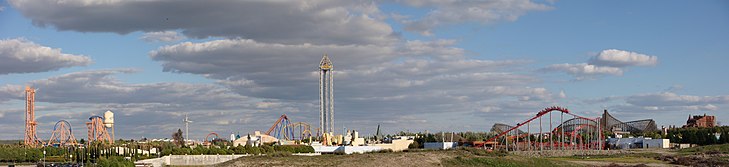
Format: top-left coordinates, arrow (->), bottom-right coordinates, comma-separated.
265,114 -> 315,141
483,106 -> 604,151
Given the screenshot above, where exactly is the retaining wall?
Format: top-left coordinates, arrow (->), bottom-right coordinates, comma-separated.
135,154 -> 247,167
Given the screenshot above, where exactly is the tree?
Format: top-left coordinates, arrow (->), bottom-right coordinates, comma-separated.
173,129 -> 184,146
720,131 -> 729,144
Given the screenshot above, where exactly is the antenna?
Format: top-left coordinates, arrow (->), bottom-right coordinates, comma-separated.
183,114 -> 193,143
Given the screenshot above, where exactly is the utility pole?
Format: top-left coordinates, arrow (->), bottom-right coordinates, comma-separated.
184,114 -> 193,144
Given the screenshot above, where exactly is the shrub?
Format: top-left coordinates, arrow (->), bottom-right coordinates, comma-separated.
273,145 -> 314,153
96,156 -> 133,167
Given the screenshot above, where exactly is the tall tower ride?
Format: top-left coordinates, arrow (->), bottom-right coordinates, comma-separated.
319,54 -> 334,135
25,86 -> 40,147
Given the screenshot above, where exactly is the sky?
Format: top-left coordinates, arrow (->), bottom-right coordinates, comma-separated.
0,0 -> 728,141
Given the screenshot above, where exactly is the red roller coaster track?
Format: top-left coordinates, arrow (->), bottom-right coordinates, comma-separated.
484,106 -> 604,151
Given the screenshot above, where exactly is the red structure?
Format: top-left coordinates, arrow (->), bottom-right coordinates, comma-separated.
86,116 -> 113,144
684,114 -> 716,128
203,132 -> 220,146
24,86 -> 41,147
47,120 -> 78,147
483,106 -> 604,151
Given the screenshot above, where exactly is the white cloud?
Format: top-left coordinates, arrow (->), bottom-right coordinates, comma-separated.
8,0 -> 396,45
626,92 -> 729,107
140,31 -> 185,42
588,49 -> 658,67
541,63 -> 623,79
395,0 -> 552,35
0,38 -> 91,75
148,38 -> 560,134
558,90 -> 567,99
542,49 -> 657,80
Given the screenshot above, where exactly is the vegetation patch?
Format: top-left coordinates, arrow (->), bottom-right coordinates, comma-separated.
442,156 -> 577,167
677,143 -> 729,155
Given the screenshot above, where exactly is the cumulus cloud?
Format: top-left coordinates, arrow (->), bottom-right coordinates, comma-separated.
541,63 -> 623,79
0,69 -> 301,139
588,49 -> 658,67
626,92 -> 729,107
542,49 -> 657,80
395,0 -> 552,35
0,38 -> 91,75
149,38 -> 560,134
140,31 -> 185,42
8,0 -> 396,45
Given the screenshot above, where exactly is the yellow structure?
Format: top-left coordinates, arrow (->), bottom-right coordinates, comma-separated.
373,137 -> 414,152
233,131 -> 279,147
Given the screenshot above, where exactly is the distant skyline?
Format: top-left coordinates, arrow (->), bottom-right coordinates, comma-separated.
0,0 -> 728,140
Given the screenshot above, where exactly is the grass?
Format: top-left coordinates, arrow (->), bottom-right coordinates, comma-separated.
677,143 -> 729,155
549,152 -> 665,164
217,148 -> 582,167
443,156 -> 579,167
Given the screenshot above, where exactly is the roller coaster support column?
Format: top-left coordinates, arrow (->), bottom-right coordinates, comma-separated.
514,130 -> 520,151
561,112 -> 564,150
527,122 -> 531,151
539,116 -> 543,151
549,111 -> 553,150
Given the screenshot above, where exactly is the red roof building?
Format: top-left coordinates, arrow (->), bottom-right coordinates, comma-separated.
684,114 -> 716,128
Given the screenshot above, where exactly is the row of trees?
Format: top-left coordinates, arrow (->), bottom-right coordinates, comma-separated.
159,144 -> 314,155
667,126 -> 729,145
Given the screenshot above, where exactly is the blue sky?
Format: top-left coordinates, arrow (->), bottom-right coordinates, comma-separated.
0,0 -> 727,140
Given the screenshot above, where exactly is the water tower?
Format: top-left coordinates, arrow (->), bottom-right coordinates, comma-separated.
103,110 -> 115,141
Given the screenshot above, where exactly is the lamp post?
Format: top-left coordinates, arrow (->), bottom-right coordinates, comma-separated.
42,149 -> 46,166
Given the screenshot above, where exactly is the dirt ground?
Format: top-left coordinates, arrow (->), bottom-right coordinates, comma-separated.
566,160 -> 685,167
216,150 -> 461,167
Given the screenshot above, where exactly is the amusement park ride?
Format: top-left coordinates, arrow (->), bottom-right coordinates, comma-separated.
482,106 -> 604,151
47,120 -> 77,147
24,86 -> 41,147
23,86 -> 115,148
265,114 -> 314,141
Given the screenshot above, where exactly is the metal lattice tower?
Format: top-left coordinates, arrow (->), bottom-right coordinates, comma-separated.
24,86 -> 40,147
319,54 -> 334,135
184,114 -> 192,143
86,116 -> 112,144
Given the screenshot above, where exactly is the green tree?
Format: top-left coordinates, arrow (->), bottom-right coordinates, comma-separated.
172,129 -> 184,146
721,131 -> 729,144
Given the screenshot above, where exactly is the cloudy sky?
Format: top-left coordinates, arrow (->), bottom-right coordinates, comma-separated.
0,0 -> 728,140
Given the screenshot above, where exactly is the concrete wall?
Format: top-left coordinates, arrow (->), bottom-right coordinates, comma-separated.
424,142 -> 457,150
337,146 -> 383,154
135,154 -> 247,167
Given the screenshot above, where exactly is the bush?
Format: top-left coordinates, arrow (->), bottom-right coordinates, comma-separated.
96,156 -> 133,167
273,145 -> 314,153
408,141 -> 421,149
260,144 -> 274,154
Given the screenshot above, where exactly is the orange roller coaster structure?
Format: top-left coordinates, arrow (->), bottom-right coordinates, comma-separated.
24,86 -> 42,147
266,114 -> 295,140
47,120 -> 78,147
87,116 -> 113,144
